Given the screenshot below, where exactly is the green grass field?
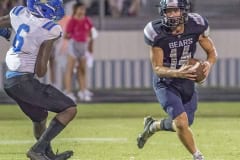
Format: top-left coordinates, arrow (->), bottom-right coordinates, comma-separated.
0,102 -> 240,160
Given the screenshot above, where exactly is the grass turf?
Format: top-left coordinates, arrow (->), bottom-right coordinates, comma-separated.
0,102 -> 240,160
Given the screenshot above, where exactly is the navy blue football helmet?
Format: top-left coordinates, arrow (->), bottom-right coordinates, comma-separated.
27,0 -> 64,20
158,0 -> 190,28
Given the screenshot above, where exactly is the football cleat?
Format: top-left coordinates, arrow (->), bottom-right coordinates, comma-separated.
27,148 -> 50,160
193,154 -> 204,160
137,116 -> 155,149
54,150 -> 74,160
29,149 -> 73,160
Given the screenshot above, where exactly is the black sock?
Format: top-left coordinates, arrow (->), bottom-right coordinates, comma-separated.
160,117 -> 175,132
32,118 -> 65,153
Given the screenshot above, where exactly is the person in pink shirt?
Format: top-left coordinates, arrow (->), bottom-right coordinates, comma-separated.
64,2 -> 94,102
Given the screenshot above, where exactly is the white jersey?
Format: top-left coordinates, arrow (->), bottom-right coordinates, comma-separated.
5,6 -> 62,73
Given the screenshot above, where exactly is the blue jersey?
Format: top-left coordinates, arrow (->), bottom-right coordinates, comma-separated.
0,27 -> 11,40
144,13 -> 209,102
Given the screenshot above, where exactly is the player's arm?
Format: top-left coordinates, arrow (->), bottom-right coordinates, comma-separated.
198,34 -> 218,76
150,47 -> 196,80
35,38 -> 59,77
0,15 -> 11,27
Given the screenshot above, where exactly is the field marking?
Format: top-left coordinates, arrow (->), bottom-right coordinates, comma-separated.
0,137 -> 128,145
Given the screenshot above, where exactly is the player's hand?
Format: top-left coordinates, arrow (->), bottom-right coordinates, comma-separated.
202,61 -> 211,77
177,64 -> 197,81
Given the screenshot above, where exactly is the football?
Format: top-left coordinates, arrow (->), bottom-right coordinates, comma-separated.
186,58 -> 206,83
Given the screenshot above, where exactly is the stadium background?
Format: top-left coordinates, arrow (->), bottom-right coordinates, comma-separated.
0,0 -> 240,102
0,1 -> 240,160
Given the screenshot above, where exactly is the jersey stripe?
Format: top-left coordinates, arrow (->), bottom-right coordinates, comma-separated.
5,71 -> 27,79
42,21 -> 57,31
12,6 -> 25,16
188,13 -> 205,26
144,22 -> 158,42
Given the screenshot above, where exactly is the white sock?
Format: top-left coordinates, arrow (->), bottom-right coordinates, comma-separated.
193,150 -> 202,157
149,121 -> 161,133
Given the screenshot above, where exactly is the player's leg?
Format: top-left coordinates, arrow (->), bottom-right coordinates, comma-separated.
18,103 -> 55,159
183,92 -> 204,160
27,82 -> 77,159
4,85 -> 51,160
11,94 -> 71,160
4,78 -> 76,160
137,87 -> 181,149
32,119 -> 57,159
33,119 -> 74,160
157,89 -> 200,157
145,75 -> 176,134
174,112 -> 198,154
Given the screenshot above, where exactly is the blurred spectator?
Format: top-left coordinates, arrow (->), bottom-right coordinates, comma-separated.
108,0 -> 141,17
108,0 -> 124,17
126,0 -> 141,16
130,0 -> 141,15
64,2 -> 94,102
66,0 -> 142,17
49,16 -> 72,89
0,0 -> 24,16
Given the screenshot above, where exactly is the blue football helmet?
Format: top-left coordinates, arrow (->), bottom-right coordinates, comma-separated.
157,0 -> 190,28
27,0 -> 64,20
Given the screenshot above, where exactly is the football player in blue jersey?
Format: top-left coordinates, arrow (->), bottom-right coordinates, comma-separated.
137,0 -> 217,160
0,0 -> 76,160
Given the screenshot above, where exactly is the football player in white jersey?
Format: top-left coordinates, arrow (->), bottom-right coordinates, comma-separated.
0,0 -> 77,160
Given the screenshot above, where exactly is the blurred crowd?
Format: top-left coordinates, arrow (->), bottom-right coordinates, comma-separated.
64,0 -> 146,17
0,0 -> 145,17
0,0 -> 25,16
82,0 -> 145,17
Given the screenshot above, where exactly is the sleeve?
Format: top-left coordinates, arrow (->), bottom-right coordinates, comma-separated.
143,22 -> 158,46
86,17 -> 93,29
42,20 -> 63,39
189,13 -> 210,37
202,17 -> 210,37
50,25 -> 63,39
10,6 -> 25,18
65,18 -> 75,35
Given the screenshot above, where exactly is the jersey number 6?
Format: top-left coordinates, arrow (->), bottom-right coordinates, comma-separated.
13,24 -> 30,52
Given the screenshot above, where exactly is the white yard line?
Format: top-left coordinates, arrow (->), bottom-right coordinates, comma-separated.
0,138 -> 128,145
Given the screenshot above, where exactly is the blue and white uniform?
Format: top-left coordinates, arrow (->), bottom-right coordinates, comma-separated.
5,6 -> 62,78
3,5 -> 76,123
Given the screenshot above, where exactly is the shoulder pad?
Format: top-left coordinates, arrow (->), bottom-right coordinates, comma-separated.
188,13 -> 206,26
11,6 -> 25,16
42,21 -> 58,31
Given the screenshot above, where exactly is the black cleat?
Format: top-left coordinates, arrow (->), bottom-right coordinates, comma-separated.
137,116 -> 155,149
27,148 -> 51,160
45,144 -> 74,160
54,150 -> 74,160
